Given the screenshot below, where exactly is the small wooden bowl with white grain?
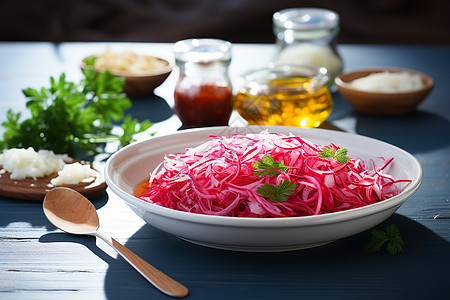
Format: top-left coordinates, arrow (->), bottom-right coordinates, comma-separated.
335,67 -> 434,115
81,52 -> 172,98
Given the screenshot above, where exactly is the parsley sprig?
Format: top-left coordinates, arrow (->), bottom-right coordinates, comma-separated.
0,57 -> 151,158
363,224 -> 404,255
318,146 -> 351,164
252,155 -> 295,177
256,179 -> 298,203
252,155 -> 297,202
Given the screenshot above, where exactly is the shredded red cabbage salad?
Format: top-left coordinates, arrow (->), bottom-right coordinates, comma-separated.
137,131 -> 411,218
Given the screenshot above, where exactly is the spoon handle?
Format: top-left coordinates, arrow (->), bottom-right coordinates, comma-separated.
94,231 -> 189,298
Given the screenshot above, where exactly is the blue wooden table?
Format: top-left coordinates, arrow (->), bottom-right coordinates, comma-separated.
0,42 -> 449,299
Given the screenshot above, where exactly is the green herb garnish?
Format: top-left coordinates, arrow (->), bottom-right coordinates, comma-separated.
0,57 -> 151,158
256,179 -> 298,203
318,146 -> 351,164
363,224 -> 404,255
252,155 -> 297,202
252,155 -> 295,177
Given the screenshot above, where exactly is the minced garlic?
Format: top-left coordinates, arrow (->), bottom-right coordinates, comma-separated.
0,148 -> 72,180
50,162 -> 99,186
0,148 -> 99,186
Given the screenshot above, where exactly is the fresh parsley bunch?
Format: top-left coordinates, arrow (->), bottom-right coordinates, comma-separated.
0,57 -> 151,158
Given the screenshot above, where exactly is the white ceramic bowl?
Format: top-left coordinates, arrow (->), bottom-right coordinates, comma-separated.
105,126 -> 423,252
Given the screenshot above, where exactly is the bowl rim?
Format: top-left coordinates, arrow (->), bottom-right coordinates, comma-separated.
105,126 -> 423,228
81,54 -> 173,78
335,67 -> 434,96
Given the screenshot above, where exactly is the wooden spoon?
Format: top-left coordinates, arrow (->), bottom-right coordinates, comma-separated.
43,187 -> 189,298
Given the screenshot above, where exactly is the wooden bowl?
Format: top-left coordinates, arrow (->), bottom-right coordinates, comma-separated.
335,68 -> 433,115
81,55 -> 172,98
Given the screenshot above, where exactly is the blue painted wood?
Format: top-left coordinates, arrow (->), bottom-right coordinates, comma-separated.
0,43 -> 449,299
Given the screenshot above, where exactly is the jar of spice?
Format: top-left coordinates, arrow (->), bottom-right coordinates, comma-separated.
273,8 -> 343,86
173,38 -> 233,128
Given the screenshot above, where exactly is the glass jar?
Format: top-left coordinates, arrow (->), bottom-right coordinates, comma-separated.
234,64 -> 333,128
273,8 -> 343,86
173,38 -> 233,128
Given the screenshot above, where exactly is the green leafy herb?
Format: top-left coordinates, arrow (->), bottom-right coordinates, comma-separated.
252,155 -> 297,202
363,224 -> 404,255
256,179 -> 298,202
318,146 -> 351,164
252,155 -> 295,177
0,57 -> 151,158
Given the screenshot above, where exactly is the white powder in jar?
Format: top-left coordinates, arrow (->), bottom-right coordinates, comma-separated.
350,71 -> 424,93
0,148 -> 72,180
276,43 -> 343,81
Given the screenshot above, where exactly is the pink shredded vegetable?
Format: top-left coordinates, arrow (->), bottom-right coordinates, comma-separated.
138,131 -> 411,218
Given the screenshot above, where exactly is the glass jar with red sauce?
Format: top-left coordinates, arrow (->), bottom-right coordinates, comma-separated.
173,39 -> 233,128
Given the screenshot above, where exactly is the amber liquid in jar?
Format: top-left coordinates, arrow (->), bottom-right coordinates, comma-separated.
175,83 -> 233,128
234,77 -> 332,128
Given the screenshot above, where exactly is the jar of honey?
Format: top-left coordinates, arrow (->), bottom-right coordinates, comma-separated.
234,64 -> 333,128
173,38 -> 233,128
273,8 -> 343,86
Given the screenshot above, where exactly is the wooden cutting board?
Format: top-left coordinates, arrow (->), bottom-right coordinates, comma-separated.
0,162 -> 107,201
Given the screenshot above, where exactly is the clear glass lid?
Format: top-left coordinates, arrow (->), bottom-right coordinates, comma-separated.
273,8 -> 339,31
173,38 -> 231,63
